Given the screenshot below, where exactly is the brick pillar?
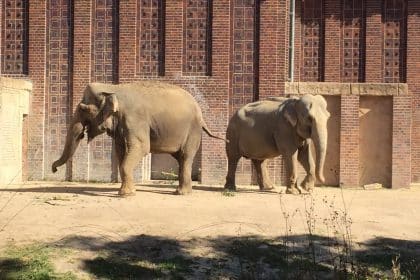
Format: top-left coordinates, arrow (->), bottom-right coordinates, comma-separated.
339,94 -> 359,187
71,0 -> 91,181
165,0 -> 183,75
392,94 -> 411,188
259,0 -> 281,98
44,0 -> 73,181
258,0 -> 287,185
27,0 -> 47,180
119,0 -> 144,182
118,0 -> 136,82
407,0 -> 420,183
200,0 -> 230,184
324,0 -> 341,82
228,0 -> 259,185
365,0 -> 382,83
293,0 -> 302,81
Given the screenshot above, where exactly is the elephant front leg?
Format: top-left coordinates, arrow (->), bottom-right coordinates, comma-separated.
111,138 -> 125,183
119,142 -> 145,196
298,140 -> 316,192
285,151 -> 300,195
252,159 -> 274,191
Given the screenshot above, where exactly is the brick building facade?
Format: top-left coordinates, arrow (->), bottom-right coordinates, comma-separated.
0,0 -> 418,188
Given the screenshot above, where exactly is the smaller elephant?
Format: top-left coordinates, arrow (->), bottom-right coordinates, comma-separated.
52,81 -> 225,196
224,95 -> 330,194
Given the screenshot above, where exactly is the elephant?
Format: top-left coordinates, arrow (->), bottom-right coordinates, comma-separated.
52,81 -> 225,196
224,94 -> 330,194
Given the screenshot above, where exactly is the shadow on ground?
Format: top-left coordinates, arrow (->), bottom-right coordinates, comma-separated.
0,185 -> 121,197
0,183 -> 281,197
1,234 -> 418,279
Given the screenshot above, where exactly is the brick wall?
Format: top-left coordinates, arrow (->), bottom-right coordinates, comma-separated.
0,0 -> 418,188
408,0 -> 420,183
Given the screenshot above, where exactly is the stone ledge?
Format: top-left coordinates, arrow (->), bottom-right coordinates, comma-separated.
285,82 -> 408,96
0,76 -> 32,91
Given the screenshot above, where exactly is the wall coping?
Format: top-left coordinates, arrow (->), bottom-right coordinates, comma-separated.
0,77 -> 32,91
285,82 -> 408,96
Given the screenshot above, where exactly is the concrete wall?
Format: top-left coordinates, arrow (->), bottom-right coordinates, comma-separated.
0,77 -> 32,185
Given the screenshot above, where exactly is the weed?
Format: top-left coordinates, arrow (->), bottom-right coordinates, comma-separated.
221,190 -> 235,197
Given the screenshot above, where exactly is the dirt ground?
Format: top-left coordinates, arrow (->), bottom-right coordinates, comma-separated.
0,181 -> 419,278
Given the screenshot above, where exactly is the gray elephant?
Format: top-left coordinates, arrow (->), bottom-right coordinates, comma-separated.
224,95 -> 330,194
52,81 -> 225,196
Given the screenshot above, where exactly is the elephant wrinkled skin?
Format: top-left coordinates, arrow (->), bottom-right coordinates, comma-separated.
224,95 -> 330,194
52,81 -> 225,196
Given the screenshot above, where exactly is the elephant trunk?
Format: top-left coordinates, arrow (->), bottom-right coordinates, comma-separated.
311,116 -> 328,183
52,113 -> 84,173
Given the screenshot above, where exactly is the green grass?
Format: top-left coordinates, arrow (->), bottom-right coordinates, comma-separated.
0,244 -> 77,280
0,243 -> 193,280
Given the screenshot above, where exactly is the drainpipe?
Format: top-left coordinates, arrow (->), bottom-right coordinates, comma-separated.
288,0 -> 296,82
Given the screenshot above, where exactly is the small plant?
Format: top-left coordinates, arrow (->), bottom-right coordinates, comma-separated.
392,254 -> 402,280
221,189 -> 235,197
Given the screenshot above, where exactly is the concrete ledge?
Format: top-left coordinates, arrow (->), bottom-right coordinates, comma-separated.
0,76 -> 32,91
285,82 -> 408,96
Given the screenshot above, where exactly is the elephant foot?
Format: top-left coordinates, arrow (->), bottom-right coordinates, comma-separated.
285,187 -> 300,195
174,187 -> 192,195
302,186 -> 314,193
301,182 -> 314,193
224,184 -> 237,191
118,187 -> 136,197
259,184 -> 275,191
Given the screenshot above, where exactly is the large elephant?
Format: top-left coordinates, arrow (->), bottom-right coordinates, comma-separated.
52,81 -> 225,196
224,95 -> 330,194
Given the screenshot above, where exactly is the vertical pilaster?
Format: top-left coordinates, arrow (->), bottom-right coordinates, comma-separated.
165,0 -> 183,76
339,94 -> 359,187
45,0 -> 73,181
365,0 -> 382,82
118,0 -> 136,82
27,0 -> 46,179
200,0 -> 230,184
72,0 -> 91,181
392,94 -> 411,188
407,0 -> 420,183
324,0 -> 340,82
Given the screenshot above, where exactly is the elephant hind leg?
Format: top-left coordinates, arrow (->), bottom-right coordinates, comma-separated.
175,155 -> 194,195
174,135 -> 200,195
298,140 -> 315,192
224,154 -> 240,191
252,159 -> 274,191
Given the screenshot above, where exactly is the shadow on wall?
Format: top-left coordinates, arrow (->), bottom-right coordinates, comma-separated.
1,234 -> 419,279
359,96 -> 393,188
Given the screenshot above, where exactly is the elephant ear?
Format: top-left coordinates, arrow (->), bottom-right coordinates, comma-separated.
100,92 -> 119,120
283,100 -> 298,127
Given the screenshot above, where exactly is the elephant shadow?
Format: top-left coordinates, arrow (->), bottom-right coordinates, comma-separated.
0,182 -> 281,197
0,184 -> 120,197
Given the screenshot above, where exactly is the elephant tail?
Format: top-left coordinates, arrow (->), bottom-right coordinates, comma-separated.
201,122 -> 229,143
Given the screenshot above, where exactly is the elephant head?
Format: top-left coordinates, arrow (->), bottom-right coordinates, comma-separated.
284,94 -> 330,183
52,84 -> 119,173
